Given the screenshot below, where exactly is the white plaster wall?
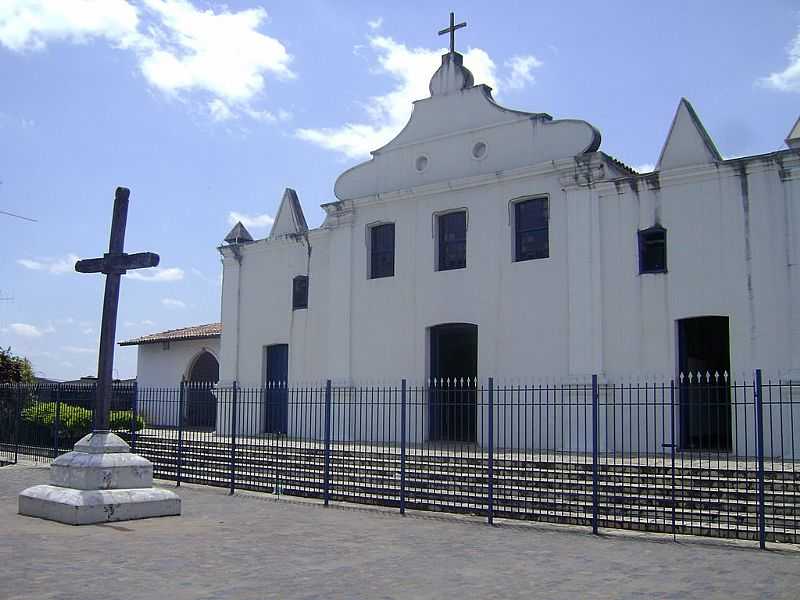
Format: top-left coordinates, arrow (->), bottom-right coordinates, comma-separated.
218,152 -> 800,454
136,338 -> 220,427
596,159 -> 799,380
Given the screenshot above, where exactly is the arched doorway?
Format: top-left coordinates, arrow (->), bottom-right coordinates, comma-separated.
186,350 -> 219,429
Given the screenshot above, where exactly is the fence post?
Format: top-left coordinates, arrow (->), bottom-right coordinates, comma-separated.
755,368 -> 766,550
92,380 -> 98,430
324,380 -> 332,507
14,382 -> 21,464
669,379 -> 677,541
130,382 -> 138,452
400,379 -> 406,515
230,381 -> 238,495
488,377 -> 494,526
52,383 -> 62,459
591,374 -> 599,535
176,378 -> 185,487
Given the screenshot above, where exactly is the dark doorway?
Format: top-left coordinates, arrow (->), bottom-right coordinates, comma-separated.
186,351 -> 219,428
264,344 -> 289,435
678,317 -> 731,451
429,324 -> 478,442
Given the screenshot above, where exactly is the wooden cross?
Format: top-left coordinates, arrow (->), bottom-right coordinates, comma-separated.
75,187 -> 159,431
438,11 -> 466,55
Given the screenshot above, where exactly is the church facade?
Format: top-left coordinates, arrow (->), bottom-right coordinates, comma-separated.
217,51 -> 800,390
124,46 -> 800,454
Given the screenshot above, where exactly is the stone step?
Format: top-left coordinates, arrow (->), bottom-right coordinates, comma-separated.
134,437 -> 800,479
136,446 -> 800,496
155,464 -> 800,539
147,456 -> 800,507
134,447 -> 800,492
152,461 -> 800,523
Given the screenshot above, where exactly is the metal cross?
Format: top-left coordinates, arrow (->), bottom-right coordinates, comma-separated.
75,187 -> 160,431
438,11 -> 467,54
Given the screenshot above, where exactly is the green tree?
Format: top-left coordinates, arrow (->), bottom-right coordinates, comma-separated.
0,347 -> 34,384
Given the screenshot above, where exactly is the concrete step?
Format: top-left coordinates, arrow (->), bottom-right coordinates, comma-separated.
131,436 -> 800,543
136,445 -> 800,497
134,436 -> 800,480
155,464 -> 800,540
152,460 -> 800,524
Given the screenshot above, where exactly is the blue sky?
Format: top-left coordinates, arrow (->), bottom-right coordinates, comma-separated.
1,0 -> 799,380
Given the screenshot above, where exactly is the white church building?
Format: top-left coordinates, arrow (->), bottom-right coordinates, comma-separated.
122,42 -> 800,453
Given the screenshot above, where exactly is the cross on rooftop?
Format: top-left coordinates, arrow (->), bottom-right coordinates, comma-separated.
438,11 -> 466,55
74,187 -> 160,431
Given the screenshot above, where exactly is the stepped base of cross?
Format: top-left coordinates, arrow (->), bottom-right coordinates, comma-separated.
18,432 -> 181,525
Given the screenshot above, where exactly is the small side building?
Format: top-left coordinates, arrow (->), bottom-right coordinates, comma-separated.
119,323 -> 221,428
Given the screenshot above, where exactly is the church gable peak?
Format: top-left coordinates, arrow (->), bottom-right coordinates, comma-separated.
270,188 -> 308,238
786,116 -> 800,149
224,222 -> 254,245
656,98 -> 722,171
332,13 -> 601,201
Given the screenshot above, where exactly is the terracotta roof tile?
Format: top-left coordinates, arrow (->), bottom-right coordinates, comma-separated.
118,322 -> 222,346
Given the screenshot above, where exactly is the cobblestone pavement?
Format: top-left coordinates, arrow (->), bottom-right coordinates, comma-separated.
1,464 -> 799,600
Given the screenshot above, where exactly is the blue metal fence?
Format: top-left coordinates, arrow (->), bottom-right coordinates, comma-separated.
2,372 -> 799,548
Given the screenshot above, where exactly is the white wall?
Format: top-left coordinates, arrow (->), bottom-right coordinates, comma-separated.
136,338 -> 220,427
214,59 -> 800,452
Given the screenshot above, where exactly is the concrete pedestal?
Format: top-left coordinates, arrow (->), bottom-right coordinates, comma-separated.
19,432 -> 181,525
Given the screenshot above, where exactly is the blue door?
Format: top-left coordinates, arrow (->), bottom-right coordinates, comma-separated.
264,344 -> 288,434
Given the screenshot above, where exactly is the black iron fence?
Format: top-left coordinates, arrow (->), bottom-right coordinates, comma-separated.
2,372 -> 799,548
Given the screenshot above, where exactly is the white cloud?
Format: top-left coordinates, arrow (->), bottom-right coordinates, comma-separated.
0,0 -> 142,52
295,33 -> 537,160
367,17 -> 383,30
127,266 -> 184,281
0,0 -> 293,121
82,327 -> 94,335
635,163 -> 655,173
62,345 -> 96,354
191,267 -> 221,285
228,211 -> 274,229
9,323 -> 45,337
17,253 -> 80,274
138,0 -> 293,98
124,319 -> 155,328
762,27 -> 800,92
161,297 -> 186,309
504,55 -> 542,90
208,98 -> 233,121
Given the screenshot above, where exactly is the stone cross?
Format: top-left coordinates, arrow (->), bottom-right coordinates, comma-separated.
75,187 -> 159,431
438,11 -> 466,54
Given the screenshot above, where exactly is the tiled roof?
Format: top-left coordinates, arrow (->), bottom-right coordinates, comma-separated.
119,322 -> 222,346
599,152 -> 638,176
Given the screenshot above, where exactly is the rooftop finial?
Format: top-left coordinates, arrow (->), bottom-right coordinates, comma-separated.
438,11 -> 466,55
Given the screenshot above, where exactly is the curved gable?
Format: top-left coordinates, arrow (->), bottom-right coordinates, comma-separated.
334,52 -> 600,201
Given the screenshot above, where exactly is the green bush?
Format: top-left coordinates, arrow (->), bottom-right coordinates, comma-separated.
21,402 -> 145,439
